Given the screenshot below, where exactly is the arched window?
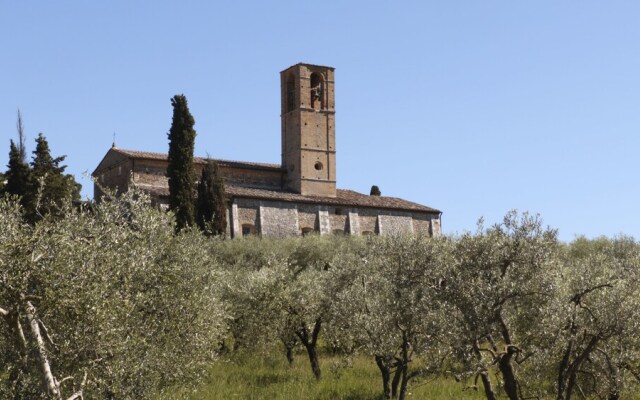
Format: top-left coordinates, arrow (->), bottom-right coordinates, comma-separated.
310,72 -> 323,110
242,224 -> 256,237
286,74 -> 296,112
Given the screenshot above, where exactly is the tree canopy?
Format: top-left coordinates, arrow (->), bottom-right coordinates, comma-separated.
167,94 -> 197,231
197,159 -> 227,237
2,126 -> 80,223
24,133 -> 81,222
3,140 -> 31,201
0,189 -> 226,399
2,197 -> 639,400
3,110 -> 31,204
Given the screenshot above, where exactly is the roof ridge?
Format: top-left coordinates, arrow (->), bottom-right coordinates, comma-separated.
225,185 -> 441,213
113,147 -> 283,168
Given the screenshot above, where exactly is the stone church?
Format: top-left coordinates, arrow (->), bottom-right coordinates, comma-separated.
92,63 -> 442,238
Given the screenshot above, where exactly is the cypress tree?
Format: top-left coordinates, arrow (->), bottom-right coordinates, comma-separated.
196,160 -> 227,237
3,110 -> 31,201
16,109 -> 27,161
370,185 -> 381,196
167,94 -> 197,231
26,133 -> 81,222
4,140 -> 31,200
211,165 -> 227,236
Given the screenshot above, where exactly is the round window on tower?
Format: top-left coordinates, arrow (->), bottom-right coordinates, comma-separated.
314,162 -> 323,171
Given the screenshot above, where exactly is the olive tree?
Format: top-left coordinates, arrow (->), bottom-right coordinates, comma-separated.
443,211 -> 559,400
219,236 -> 359,380
327,235 -> 454,400
0,190 -> 226,399
220,247 -> 299,362
543,236 -> 640,400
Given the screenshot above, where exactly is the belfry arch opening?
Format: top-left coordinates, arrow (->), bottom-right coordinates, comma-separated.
286,74 -> 296,112
310,72 -> 324,110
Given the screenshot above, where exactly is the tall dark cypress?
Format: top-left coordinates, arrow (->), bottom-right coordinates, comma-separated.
211,162 -> 227,236
3,110 -> 30,200
167,94 -> 197,231
196,160 -> 227,237
4,139 -> 31,200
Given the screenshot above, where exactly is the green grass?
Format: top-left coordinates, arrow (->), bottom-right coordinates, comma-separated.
182,351 -> 485,400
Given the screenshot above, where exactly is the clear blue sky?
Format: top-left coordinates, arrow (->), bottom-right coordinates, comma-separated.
1,1 -> 639,241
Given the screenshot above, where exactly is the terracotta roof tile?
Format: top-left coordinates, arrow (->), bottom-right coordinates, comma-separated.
226,186 -> 440,213
113,147 -> 284,171
139,183 -> 439,214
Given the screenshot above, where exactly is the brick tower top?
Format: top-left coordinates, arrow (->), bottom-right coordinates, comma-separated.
280,63 -> 336,197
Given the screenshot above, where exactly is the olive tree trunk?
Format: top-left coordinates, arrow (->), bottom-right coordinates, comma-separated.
295,317 -> 322,379
375,355 -> 392,399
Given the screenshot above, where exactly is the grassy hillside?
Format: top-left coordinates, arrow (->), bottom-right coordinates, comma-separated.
182,352 -> 484,400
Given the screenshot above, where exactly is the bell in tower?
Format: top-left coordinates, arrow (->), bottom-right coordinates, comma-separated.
280,63 -> 336,197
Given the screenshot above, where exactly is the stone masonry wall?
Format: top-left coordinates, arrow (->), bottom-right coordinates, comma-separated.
358,216 -> 377,234
377,214 -> 414,235
258,201 -> 300,237
347,211 -> 361,235
431,218 -> 442,236
238,207 -> 259,229
329,214 -> 348,233
220,166 -> 283,189
130,160 -> 284,191
412,213 -> 432,236
95,159 -> 131,199
298,206 -> 318,231
228,200 -> 439,238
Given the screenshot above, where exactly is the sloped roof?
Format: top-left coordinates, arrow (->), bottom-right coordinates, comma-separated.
93,147 -> 283,175
137,183 -> 440,214
282,62 -> 336,72
227,186 -> 441,214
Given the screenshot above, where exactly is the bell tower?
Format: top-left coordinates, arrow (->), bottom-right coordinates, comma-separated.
280,63 -> 336,197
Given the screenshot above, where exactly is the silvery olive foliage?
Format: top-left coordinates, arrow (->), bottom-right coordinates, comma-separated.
215,218 -> 640,400
218,236 -> 361,380
219,246 -> 296,353
326,235 -> 455,400
443,211 -> 560,400
542,236 -> 640,400
2,197 -> 639,400
0,190 -> 226,399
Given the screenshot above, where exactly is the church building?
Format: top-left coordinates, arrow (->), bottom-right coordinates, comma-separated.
92,63 -> 442,238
